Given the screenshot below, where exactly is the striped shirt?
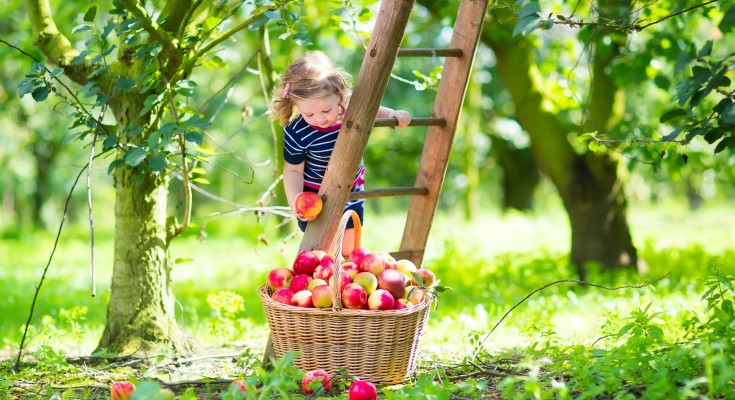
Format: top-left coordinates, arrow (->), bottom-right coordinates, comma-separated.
283,116 -> 366,200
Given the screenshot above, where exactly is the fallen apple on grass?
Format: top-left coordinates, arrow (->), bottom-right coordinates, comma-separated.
294,191 -> 323,219
302,369 -> 331,394
349,380 -> 378,400
110,381 -> 135,400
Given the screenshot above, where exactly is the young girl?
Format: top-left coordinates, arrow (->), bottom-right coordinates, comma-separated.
272,51 -> 411,257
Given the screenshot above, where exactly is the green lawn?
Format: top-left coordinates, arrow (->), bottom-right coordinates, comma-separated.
1,203 -> 734,398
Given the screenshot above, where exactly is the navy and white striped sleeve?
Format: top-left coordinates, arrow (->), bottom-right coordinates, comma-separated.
283,123 -> 306,165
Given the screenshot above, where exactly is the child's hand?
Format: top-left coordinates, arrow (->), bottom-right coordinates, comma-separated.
390,110 -> 411,128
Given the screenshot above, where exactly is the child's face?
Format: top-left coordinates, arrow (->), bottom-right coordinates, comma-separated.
294,94 -> 342,129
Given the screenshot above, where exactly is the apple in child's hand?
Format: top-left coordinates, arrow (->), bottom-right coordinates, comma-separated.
293,250 -> 320,276
353,272 -> 378,295
360,252 -> 386,275
341,261 -> 360,279
295,192 -> 323,219
307,278 -> 327,291
342,283 -> 368,309
302,369 -> 331,394
267,268 -> 293,291
349,380 -> 378,400
368,289 -> 395,310
312,285 -> 334,308
110,381 -> 135,400
271,288 -> 295,305
350,247 -> 371,267
291,290 -> 314,307
378,269 -> 407,299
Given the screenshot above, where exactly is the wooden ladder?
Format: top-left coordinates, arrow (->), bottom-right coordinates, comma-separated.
263,0 -> 488,363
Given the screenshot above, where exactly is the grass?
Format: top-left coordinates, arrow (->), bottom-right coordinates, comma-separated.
1,202 -> 734,398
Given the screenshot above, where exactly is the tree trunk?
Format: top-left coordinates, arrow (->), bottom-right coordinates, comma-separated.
97,166 -> 189,355
483,5 -> 638,276
491,136 -> 539,211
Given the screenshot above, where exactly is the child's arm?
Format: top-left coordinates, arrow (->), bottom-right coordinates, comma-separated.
283,161 -> 315,221
377,106 -> 411,128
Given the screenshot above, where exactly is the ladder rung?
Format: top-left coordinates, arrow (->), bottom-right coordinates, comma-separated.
398,48 -> 463,58
349,187 -> 429,200
374,117 -> 446,128
389,249 -> 425,261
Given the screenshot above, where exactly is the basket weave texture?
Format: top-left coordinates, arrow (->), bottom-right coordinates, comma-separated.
259,210 -> 432,384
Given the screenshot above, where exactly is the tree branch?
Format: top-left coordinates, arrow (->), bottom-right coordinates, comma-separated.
118,0 -> 177,56
183,6 -> 278,74
24,0 -> 93,85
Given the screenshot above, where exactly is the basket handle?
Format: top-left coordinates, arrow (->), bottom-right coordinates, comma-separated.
328,210 -> 362,311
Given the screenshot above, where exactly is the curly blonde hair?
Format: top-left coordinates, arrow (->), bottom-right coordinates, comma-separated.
271,51 -> 352,126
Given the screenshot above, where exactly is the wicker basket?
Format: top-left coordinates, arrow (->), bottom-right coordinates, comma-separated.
259,210 -> 431,384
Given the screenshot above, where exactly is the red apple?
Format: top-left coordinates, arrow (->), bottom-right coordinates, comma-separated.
341,261 -> 360,279
289,274 -> 313,292
349,380 -> 378,400
291,290 -> 314,307
368,289 -> 395,310
271,288 -> 295,305
159,388 -> 175,400
394,298 -> 412,310
360,252 -> 386,275
341,283 -> 368,309
267,267 -> 293,291
377,269 -> 407,299
293,250 -> 320,276
312,285 -> 334,308
312,249 -> 328,260
295,191 -> 323,219
377,251 -> 397,269
302,369 -> 331,394
350,247 -> 371,267
415,268 -> 437,287
329,272 -> 351,291
395,259 -> 418,281
307,278 -> 327,291
313,255 -> 335,280
353,272 -> 378,295
110,381 -> 135,400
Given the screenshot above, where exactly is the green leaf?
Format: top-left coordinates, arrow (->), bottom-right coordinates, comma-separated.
31,87 -> 50,102
107,159 -> 124,175
662,125 -> 686,142
719,5 -> 735,33
185,131 -> 203,144
617,322 -> 635,337
83,6 -> 97,22
50,67 -> 64,78
72,24 -> 92,33
115,79 -> 136,90
124,148 -> 148,167
659,109 -> 687,123
703,128 -> 723,144
513,13 -> 541,37
588,140 -> 601,152
103,134 -> 118,150
714,98 -> 735,124
18,79 -> 35,98
250,14 -> 270,29
648,326 -> 664,340
714,137 -> 729,154
126,125 -> 143,137
410,271 -> 424,287
148,154 -> 168,172
698,40 -> 713,58
719,276 -> 734,293
175,258 -> 194,264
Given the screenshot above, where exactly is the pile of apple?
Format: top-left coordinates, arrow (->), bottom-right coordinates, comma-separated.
267,246 -> 437,311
